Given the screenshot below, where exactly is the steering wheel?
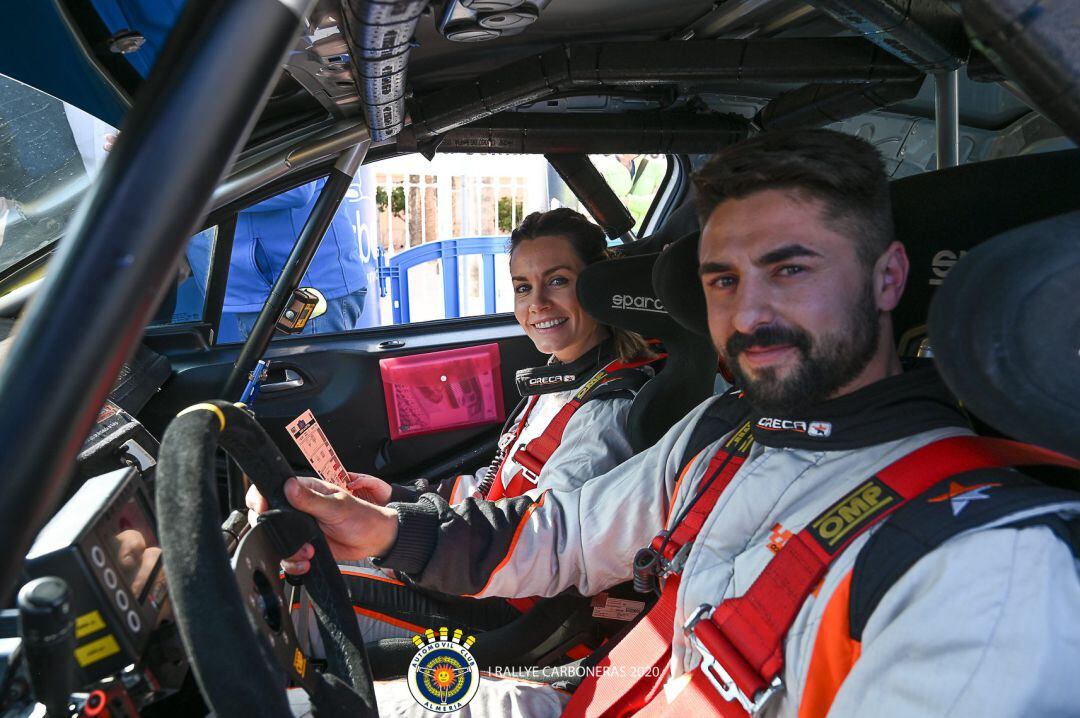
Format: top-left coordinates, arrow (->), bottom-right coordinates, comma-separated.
155,400 -> 377,717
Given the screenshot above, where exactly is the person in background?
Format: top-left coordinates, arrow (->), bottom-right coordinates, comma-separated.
186,178 -> 369,343
594,153 -> 666,229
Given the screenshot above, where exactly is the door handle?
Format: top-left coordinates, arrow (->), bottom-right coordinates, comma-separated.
260,368 -> 304,393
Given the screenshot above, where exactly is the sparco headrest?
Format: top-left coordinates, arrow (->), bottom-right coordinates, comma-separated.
577,247 -> 717,452
577,251 -> 677,338
653,232 -> 708,336
891,149 -> 1080,349
929,211 -> 1080,459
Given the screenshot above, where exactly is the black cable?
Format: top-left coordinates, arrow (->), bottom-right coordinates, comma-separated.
655,414 -> 752,561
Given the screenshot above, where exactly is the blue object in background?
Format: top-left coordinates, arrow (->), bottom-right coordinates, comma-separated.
88,0 -> 183,79
183,172 -> 379,342
344,166 -> 381,329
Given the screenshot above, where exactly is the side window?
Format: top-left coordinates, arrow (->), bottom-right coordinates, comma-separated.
209,179 -> 379,343
0,74 -> 116,273
148,226 -> 216,327
178,153 -> 676,343
369,154 -> 551,325
367,153 -> 675,328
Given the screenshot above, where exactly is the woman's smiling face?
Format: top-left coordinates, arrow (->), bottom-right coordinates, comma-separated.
511,234 -> 608,363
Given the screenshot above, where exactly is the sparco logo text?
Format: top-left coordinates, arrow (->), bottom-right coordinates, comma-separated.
612,295 -> 665,313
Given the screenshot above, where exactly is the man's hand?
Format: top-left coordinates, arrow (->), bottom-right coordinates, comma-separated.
345,472 -> 392,506
245,477 -> 399,575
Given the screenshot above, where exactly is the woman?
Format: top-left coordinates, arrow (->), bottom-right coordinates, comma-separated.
350,207 -> 656,507
275,208 -> 659,645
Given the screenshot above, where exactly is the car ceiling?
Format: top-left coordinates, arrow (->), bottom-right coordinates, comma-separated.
2,0 -> 1045,155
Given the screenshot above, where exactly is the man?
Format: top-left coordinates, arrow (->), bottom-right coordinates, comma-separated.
251,129 -> 1080,717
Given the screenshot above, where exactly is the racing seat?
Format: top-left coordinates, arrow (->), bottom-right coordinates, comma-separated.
577,246 -> 718,451
929,210 -> 1080,460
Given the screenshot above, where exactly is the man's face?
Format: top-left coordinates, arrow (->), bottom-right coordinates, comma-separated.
698,189 -> 884,414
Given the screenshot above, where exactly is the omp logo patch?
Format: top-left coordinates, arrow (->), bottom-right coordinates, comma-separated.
612,294 -> 665,313
757,418 -> 833,437
809,479 -> 901,552
929,249 -> 967,286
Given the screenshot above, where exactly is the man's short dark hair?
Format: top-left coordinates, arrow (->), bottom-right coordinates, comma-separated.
694,128 -> 895,267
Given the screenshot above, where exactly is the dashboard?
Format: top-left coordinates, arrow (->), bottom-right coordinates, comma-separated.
0,348 -> 203,717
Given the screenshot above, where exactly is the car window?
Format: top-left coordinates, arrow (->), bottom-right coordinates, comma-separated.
194,153 -> 678,343
0,74 -> 115,275
589,154 -> 671,234
151,226 -> 216,326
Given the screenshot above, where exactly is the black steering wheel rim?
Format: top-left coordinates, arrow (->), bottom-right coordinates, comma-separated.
156,400 -> 377,717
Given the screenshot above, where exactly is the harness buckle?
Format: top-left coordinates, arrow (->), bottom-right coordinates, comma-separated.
664,540 -> 694,578
497,430 -> 516,451
684,605 -> 782,716
518,466 -> 539,485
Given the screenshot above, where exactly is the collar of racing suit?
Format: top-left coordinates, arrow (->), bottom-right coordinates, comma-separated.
747,364 -> 970,451
514,339 -> 618,397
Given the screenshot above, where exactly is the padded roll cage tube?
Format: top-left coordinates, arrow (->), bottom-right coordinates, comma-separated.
339,0 -> 429,141
156,401 -> 376,717
545,154 -> 636,240
963,0 -> 1080,143
0,0 -> 316,597
407,37 -> 924,143
223,140 -> 370,401
754,76 -> 926,130
396,112 -> 749,155
804,0 -> 969,72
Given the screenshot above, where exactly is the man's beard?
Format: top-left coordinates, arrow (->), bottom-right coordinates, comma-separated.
722,281 -> 881,415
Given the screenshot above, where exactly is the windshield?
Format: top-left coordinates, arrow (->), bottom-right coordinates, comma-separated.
0,73 -> 116,275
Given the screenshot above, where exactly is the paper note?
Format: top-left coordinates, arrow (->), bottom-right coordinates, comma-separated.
286,410 -> 349,487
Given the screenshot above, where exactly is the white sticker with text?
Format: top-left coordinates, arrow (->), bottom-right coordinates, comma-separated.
591,594 -> 646,621
287,410 -> 349,488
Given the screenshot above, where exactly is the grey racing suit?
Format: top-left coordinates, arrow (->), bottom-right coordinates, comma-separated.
294,366 -> 1080,717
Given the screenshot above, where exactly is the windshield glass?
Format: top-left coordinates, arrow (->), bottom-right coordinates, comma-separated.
0,73 -> 116,275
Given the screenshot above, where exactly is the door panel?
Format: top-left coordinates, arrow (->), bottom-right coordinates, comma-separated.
141,316 -> 544,483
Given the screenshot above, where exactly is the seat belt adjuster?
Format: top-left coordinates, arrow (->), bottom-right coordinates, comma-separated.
684,604 -> 782,716
518,465 -> 539,485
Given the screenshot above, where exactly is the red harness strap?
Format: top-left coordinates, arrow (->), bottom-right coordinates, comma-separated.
563,421 -> 756,718
493,356 -> 662,501
484,396 -> 539,502
562,436 -> 1080,718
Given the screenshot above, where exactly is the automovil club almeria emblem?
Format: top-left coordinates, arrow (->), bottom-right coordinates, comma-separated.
407,627 -> 480,712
